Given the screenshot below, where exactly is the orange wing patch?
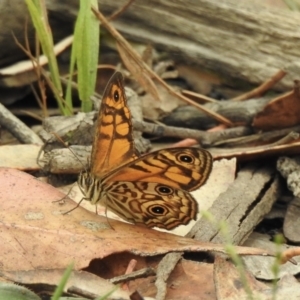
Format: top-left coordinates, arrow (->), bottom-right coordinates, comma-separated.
91,72 -> 137,177
106,148 -> 213,191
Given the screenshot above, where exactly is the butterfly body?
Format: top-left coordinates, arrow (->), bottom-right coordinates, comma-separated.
77,72 -> 213,230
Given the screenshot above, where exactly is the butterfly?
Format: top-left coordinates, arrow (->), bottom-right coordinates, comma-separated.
77,72 -> 213,230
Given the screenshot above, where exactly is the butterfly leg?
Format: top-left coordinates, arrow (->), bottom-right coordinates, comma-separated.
52,182 -> 77,205
61,197 -> 89,215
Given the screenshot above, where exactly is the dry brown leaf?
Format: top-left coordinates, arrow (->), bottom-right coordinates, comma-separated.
131,258 -> 215,300
215,254 -> 300,300
214,255 -> 269,300
2,269 -> 130,299
253,81 -> 300,130
0,168 -> 274,272
243,232 -> 300,280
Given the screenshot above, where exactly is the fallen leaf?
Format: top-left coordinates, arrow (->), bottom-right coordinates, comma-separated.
0,168 -> 273,272
243,232 -> 300,280
253,81 -> 300,130
130,258 -> 215,300
2,269 -> 130,299
215,254 -> 300,300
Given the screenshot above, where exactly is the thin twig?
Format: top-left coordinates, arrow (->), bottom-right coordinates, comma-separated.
108,0 -> 136,21
109,267 -> 156,284
0,102 -> 43,144
133,120 -> 251,146
231,70 -> 287,101
266,132 -> 299,147
213,124 -> 300,147
91,6 -> 233,127
182,89 -> 219,103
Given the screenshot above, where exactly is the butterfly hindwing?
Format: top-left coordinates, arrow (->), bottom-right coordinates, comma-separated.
102,181 -> 198,230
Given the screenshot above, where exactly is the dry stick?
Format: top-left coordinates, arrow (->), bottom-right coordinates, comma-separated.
12,35 -> 72,113
121,259 -> 137,292
109,267 -> 156,284
0,102 -> 43,144
280,248 -> 300,264
213,124 -> 300,147
133,120 -> 252,146
67,286 -> 97,299
182,89 -> 219,103
108,0 -> 136,21
266,131 -> 299,147
3,34 -> 73,76
21,19 -> 48,117
92,7 -> 233,127
155,252 -> 182,300
10,107 -> 80,118
231,69 -> 287,101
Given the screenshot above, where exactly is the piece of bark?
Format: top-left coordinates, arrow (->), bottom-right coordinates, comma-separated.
0,145 -> 42,171
155,253 -> 182,300
243,232 -> 300,280
42,145 -> 91,174
215,254 -> 300,300
283,197 -> 300,243
188,164 -> 281,244
0,102 -> 43,144
0,1 -> 73,68
277,156 -> 300,179
277,156 -> 300,197
161,97 -> 272,129
41,111 -> 95,147
95,0 -> 300,91
1,1 -> 300,91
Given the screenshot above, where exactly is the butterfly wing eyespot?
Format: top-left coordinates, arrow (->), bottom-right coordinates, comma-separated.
113,89 -> 120,102
177,153 -> 194,164
156,185 -> 173,195
148,205 -> 167,216
104,181 -> 198,230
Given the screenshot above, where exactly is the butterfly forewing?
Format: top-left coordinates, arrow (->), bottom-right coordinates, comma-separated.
105,148 -> 213,191
91,72 -> 137,176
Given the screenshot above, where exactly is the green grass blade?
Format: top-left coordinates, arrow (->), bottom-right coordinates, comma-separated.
25,0 -> 72,115
51,263 -> 74,300
73,0 -> 100,112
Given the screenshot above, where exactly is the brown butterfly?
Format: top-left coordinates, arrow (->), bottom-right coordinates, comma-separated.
77,72 -> 213,230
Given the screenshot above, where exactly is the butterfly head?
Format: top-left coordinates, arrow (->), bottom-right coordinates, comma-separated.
78,171 -> 103,205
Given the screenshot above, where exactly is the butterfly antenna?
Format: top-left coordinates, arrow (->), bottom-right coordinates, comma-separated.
36,143 -> 46,167
51,131 -> 88,172
48,132 -> 90,213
